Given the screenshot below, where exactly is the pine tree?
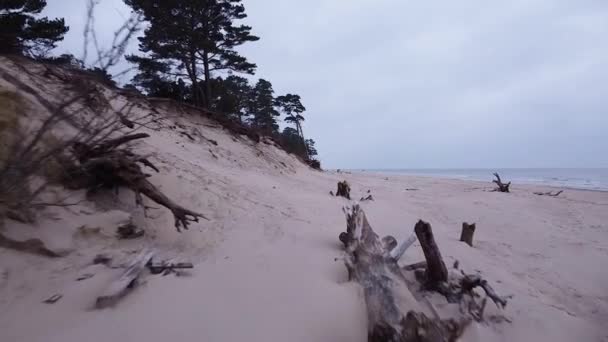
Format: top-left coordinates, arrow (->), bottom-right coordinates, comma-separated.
214,75 -> 252,123
0,0 -> 68,56
125,0 -> 259,108
250,79 -> 279,134
305,139 -> 318,157
277,94 -> 307,157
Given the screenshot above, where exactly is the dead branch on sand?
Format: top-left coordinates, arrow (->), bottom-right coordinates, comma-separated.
492,172 -> 511,193
533,190 -> 563,197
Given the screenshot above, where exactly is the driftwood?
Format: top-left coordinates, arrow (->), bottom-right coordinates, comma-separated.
96,250 -> 154,308
43,294 -> 63,304
459,222 -> 476,247
336,181 -> 351,200
414,220 -> 448,286
534,190 -> 563,197
148,262 -> 194,275
492,173 -> 511,193
340,206 -> 465,342
360,194 -> 374,201
69,133 -> 207,232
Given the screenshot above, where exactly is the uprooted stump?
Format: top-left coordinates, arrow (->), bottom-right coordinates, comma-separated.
340,205 -> 466,342
492,172 -> 511,193
66,133 -> 208,232
460,222 -> 476,247
336,181 -> 351,200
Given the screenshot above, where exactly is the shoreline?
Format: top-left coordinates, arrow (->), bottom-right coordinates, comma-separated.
339,170 -> 608,193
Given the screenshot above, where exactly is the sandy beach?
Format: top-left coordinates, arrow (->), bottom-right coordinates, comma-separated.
1,57 -> 608,342
1,130 -> 607,341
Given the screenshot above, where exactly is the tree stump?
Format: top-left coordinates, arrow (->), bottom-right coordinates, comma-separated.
414,220 -> 448,286
340,206 -> 465,342
459,222 -> 476,247
336,181 -> 351,200
492,173 -> 511,193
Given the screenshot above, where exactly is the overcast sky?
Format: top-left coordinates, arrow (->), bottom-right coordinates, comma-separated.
44,0 -> 608,169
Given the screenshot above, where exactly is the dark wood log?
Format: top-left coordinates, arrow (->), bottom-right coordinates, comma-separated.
96,250 -> 154,309
414,220 -> 448,286
492,173 -> 511,193
341,205 -> 466,342
459,222 -> 476,247
336,181 -> 351,200
533,190 -> 563,197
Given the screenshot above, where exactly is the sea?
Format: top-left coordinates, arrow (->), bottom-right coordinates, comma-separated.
357,168 -> 608,192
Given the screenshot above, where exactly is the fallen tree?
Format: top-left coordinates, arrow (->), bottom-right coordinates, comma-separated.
339,205 -> 466,342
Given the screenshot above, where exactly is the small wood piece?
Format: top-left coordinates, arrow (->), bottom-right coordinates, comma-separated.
43,294 -> 62,304
360,194 -> 374,201
341,206 -> 466,342
403,261 -> 427,271
389,231 -> 418,261
148,262 -> 194,275
415,220 -> 448,286
336,181 -> 351,200
459,222 -> 476,247
533,190 -> 563,197
492,173 -> 511,193
95,250 -> 154,309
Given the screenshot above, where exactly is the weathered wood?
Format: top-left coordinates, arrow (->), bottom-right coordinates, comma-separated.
336,181 -> 351,200
390,231 -> 418,261
492,173 -> 511,193
414,220 -> 448,286
341,205 -> 465,342
459,222 -> 476,247
96,250 -> 154,309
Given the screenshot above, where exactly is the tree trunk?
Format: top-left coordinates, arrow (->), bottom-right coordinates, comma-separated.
296,121 -> 309,160
340,206 -> 465,342
414,220 -> 448,286
459,222 -> 476,247
202,51 -> 212,109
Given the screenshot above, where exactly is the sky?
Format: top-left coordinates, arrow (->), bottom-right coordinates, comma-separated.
43,0 -> 608,169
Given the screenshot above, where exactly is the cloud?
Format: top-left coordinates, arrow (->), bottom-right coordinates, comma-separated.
45,0 -> 608,168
